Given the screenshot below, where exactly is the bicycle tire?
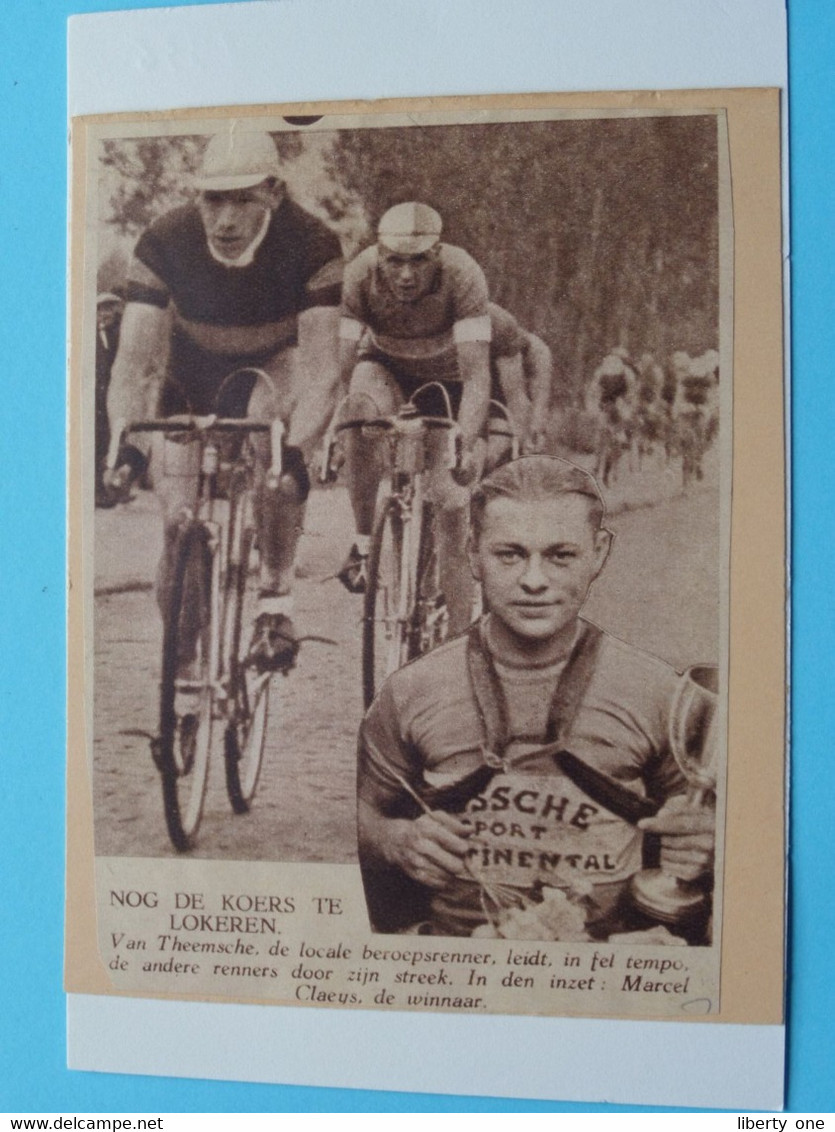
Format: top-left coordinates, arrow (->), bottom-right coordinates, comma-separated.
223,521 -> 271,813
362,488 -> 416,709
158,522 -> 215,852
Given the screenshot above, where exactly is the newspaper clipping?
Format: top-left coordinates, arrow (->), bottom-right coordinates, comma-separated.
70,94 -> 758,1023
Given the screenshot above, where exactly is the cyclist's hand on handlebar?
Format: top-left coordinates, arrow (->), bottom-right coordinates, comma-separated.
317,437 -> 344,484
101,445 -> 148,506
451,443 -> 480,487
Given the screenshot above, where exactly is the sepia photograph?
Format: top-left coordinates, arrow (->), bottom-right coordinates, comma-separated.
56,0 -> 790,1100
75,98 -> 733,1015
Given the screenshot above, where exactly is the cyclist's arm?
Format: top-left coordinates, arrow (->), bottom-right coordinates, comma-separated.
337,316 -> 363,392
337,252 -> 370,393
447,252 -> 492,446
357,687 -> 470,888
495,352 -> 532,433
523,332 -> 553,424
522,332 -> 553,448
455,334 -> 491,446
456,341 -> 491,451
107,301 -> 171,432
287,305 -> 341,451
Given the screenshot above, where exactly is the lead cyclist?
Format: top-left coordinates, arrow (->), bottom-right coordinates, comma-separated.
104,130 -> 343,675
337,202 -> 492,638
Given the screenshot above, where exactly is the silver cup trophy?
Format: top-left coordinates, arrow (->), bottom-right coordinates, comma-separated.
630,664 -> 719,927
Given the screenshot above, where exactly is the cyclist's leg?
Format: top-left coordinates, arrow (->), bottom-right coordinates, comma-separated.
342,361 -> 401,580
243,352 -> 303,600
152,432 -> 203,674
493,353 -> 531,452
152,372 -> 210,626
424,430 -> 485,638
228,351 -> 313,671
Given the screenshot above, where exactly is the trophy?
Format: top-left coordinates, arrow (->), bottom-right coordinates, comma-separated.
630,664 -> 719,928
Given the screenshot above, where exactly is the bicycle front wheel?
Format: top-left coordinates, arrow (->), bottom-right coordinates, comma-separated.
158,523 -> 216,852
363,491 -> 417,708
223,524 -> 271,813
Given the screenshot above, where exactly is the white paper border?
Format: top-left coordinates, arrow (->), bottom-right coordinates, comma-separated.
67,0 -> 788,1110
68,995 -> 786,1110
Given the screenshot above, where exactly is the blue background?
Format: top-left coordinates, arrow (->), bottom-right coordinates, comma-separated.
0,0 -> 832,1114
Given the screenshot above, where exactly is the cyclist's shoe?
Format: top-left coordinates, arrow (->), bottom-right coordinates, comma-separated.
100,444 -> 149,507
246,610 -> 299,674
336,544 -> 369,594
175,712 -> 200,775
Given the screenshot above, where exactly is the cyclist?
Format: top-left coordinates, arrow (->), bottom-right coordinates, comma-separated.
486,301 -> 553,469
105,129 -> 343,671
670,349 -> 719,483
336,202 -> 492,637
632,351 -> 669,464
585,348 -> 640,487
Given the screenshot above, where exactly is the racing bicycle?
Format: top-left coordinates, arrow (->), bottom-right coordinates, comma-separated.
107,405 -> 285,851
326,388 -> 520,708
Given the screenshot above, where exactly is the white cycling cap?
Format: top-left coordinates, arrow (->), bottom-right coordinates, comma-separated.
195,130 -> 283,192
597,352 -> 628,377
377,202 -> 442,254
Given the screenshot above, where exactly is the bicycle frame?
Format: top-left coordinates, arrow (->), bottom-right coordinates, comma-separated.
327,387 -> 459,705
106,413 -> 285,848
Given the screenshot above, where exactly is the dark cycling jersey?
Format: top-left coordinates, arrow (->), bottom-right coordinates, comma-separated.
126,198 -> 343,411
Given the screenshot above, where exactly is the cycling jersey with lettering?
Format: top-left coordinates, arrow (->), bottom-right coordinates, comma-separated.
340,243 -> 491,384
359,617 -> 684,936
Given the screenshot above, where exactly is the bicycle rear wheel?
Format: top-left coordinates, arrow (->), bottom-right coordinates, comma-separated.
223,522 -> 271,813
363,486 -> 418,708
158,523 -> 215,852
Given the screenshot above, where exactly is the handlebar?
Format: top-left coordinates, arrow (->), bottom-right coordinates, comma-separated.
333,415 -> 458,434
318,382 -> 524,486
107,415 -> 285,487
321,410 -> 461,483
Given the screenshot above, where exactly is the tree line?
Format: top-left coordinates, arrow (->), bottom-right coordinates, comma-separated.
98,114 -> 720,403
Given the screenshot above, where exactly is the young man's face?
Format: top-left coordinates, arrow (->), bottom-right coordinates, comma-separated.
377,246 -> 440,303
197,182 -> 278,261
469,493 -> 610,645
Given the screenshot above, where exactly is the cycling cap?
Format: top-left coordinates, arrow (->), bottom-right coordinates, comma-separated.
195,131 -> 282,192
597,352 -> 628,377
377,202 -> 442,254
671,350 -> 693,372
